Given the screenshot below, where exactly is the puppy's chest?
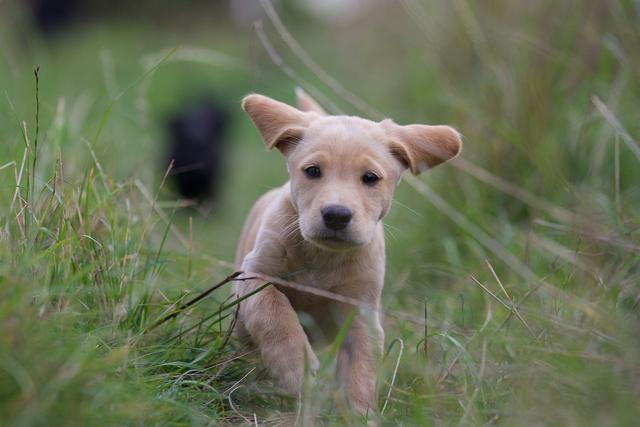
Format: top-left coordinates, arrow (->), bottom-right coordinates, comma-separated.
283,261 -> 348,294
277,268 -> 347,312
278,246 -> 327,287
278,248 -> 380,310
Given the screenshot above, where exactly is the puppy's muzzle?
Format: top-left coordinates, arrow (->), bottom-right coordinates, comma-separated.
321,205 -> 352,231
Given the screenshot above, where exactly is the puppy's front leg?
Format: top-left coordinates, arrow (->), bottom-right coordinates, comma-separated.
337,314 -> 384,415
240,280 -> 319,394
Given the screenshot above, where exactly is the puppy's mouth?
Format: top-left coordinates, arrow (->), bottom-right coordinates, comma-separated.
317,234 -> 347,243
305,231 -> 363,250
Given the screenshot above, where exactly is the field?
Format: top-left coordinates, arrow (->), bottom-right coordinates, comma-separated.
1,1 -> 639,425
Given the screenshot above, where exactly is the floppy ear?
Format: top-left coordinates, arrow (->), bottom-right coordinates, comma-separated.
241,94 -> 316,155
295,87 -> 327,115
382,120 -> 462,174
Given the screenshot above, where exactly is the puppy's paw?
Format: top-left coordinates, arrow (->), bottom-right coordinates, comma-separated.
346,376 -> 378,420
262,332 -> 318,395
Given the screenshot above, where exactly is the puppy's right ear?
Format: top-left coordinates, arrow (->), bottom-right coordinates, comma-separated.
242,94 -> 315,155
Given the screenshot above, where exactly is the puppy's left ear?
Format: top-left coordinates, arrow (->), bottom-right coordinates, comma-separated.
382,120 -> 463,174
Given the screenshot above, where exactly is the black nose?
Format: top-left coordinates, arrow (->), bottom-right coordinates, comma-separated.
321,205 -> 352,231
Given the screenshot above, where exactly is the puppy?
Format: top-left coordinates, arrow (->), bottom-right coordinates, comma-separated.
234,89 -> 461,415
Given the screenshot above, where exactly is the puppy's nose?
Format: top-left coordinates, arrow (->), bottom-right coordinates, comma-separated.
321,205 -> 352,230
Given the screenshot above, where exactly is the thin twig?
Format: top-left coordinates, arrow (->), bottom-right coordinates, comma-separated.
224,367 -> 257,395
146,272 -> 243,331
497,283 -> 542,333
253,21 -> 343,114
134,178 -> 189,250
437,350 -> 462,389
470,275 -> 535,337
452,157 -> 575,224
614,133 -> 621,214
258,0 -> 384,119
381,338 -> 405,415
228,385 -> 252,424
469,276 -> 513,311
247,271 -> 443,329
592,95 -> 640,161
165,282 -> 271,343
31,66 -> 40,223
218,304 -> 241,353
423,299 -> 428,358
485,260 -> 535,337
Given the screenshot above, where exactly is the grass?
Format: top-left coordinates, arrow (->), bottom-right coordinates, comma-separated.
1,0 -> 639,425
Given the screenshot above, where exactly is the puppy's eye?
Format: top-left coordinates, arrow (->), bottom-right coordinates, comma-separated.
362,171 -> 380,186
304,166 -> 322,179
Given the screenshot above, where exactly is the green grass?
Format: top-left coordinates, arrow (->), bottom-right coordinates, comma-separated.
1,1 -> 639,425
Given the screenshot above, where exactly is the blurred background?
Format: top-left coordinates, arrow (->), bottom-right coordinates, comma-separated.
1,0 -> 639,425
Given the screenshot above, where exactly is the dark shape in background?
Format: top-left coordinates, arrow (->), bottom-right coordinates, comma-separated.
26,0 -> 271,36
29,0 -> 80,34
166,100 -> 230,205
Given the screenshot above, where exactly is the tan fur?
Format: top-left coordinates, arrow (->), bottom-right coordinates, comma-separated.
234,90 -> 462,415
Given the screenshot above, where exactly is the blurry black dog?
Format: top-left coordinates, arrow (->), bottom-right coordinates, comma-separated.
166,100 -> 230,205
29,0 -> 79,34
27,2 -> 232,205
27,1 -> 235,35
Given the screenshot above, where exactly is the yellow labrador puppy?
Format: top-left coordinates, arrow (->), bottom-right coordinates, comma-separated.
234,89 -> 461,415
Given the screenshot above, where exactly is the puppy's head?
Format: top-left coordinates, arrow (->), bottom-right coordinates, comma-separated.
242,90 -> 462,251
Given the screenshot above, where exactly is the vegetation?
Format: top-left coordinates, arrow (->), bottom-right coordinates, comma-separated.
1,1 -> 639,425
